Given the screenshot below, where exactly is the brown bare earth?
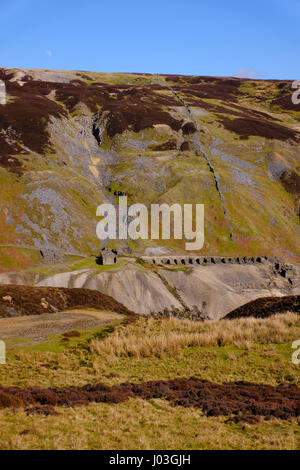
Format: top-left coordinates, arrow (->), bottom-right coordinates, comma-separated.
0,378 -> 299,423
0,285 -> 136,320
224,295 -> 300,319
0,309 -> 123,344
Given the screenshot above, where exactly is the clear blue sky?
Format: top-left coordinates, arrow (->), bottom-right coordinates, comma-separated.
0,0 -> 299,79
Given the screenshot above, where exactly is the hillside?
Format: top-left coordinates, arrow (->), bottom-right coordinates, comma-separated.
0,67 -> 300,272
0,284 -> 135,318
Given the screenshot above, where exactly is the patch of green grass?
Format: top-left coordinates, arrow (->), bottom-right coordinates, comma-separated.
70,256 -> 130,272
5,316 -> 124,354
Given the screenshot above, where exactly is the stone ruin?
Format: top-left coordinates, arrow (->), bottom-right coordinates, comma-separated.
39,249 -> 66,262
140,255 -> 297,286
141,255 -> 270,266
96,247 -> 118,266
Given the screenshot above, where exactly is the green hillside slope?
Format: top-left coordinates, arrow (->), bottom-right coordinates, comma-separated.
0,68 -> 299,271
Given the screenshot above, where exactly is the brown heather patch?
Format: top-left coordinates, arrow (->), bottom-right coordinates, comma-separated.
218,116 -> 299,141
0,390 -> 23,408
164,74 -> 247,87
0,155 -> 23,175
1,69 -> 298,162
174,86 -> 292,141
56,83 -> 184,137
0,284 -> 136,320
271,93 -> 300,112
0,72 -> 66,159
181,122 -> 197,134
0,378 -> 299,423
165,76 -> 298,142
176,84 -> 238,103
225,295 -> 300,319
280,170 -> 300,196
173,77 -> 244,102
180,141 -> 190,151
0,70 -> 181,156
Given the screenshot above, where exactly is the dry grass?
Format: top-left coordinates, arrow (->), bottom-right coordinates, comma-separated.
0,313 -> 299,449
0,400 -> 299,450
91,312 -> 300,358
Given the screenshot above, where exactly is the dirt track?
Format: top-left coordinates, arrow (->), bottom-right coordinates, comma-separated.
0,309 -> 123,344
0,378 -> 299,422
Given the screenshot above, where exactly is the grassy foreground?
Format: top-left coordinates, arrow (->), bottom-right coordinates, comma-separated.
0,313 -> 299,450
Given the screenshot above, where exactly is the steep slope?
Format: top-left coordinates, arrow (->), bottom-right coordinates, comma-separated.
0,284 -> 135,318
0,67 -> 299,273
0,257 -> 298,318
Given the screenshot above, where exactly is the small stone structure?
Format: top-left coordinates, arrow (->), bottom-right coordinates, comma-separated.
96,248 -> 118,266
0,80 -> 6,105
39,249 -> 67,263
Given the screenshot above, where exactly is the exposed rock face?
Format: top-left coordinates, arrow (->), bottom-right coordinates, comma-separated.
21,264 -> 181,315
267,152 -> 290,181
157,264 -> 297,319
0,260 -> 298,318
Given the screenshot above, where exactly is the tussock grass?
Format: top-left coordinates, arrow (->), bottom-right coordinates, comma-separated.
91,312 -> 300,358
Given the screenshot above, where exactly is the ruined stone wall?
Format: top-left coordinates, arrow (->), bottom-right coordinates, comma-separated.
139,255 -> 297,286
141,255 -> 270,266
39,249 -> 68,263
